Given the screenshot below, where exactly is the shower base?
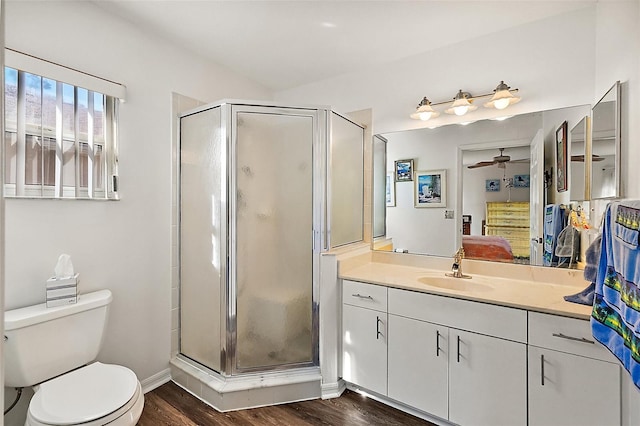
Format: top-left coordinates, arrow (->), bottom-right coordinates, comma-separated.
170,355 -> 322,412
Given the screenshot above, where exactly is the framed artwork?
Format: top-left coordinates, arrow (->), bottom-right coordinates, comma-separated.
414,169 -> 446,208
385,173 -> 395,207
514,174 -> 530,188
556,121 -> 568,192
486,179 -> 500,192
394,159 -> 414,182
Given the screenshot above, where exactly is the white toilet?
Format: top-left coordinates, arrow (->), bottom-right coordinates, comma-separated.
4,289 -> 144,426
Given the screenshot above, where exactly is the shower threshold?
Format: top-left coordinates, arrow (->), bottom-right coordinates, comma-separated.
170,354 -> 322,412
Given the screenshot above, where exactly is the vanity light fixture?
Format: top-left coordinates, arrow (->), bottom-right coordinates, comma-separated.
409,80 -> 520,121
445,90 -> 478,116
484,81 -> 521,110
409,97 -> 440,121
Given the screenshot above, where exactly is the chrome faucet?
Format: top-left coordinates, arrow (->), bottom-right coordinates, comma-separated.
446,247 -> 472,279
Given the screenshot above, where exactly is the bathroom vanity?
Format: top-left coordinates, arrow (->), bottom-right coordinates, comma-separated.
338,251 -> 625,426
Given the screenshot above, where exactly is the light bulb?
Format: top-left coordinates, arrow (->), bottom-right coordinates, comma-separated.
418,111 -> 433,121
494,98 -> 510,110
454,105 -> 469,116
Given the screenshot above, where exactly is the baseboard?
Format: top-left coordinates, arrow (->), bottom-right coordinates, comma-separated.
141,368 -> 171,393
346,384 -> 452,426
321,379 -> 346,399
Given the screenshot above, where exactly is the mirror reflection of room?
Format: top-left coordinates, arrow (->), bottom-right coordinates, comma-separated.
377,104 -> 597,268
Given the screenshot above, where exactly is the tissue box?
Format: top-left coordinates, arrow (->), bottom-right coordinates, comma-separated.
46,273 -> 79,289
46,273 -> 79,308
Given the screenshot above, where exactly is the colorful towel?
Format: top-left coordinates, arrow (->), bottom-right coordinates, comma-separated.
591,201 -> 640,389
584,235 -> 602,283
564,282 -> 595,305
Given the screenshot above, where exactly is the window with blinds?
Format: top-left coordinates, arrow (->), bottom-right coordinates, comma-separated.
4,66 -> 119,199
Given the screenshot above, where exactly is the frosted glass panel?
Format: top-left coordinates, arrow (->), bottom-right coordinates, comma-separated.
235,110 -> 314,370
372,135 -> 387,238
330,113 -> 364,247
180,107 -> 223,372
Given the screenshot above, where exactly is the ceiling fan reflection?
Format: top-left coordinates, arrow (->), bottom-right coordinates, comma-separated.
467,148 -> 529,169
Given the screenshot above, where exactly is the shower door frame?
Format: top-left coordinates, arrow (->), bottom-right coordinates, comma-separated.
223,103 -> 326,375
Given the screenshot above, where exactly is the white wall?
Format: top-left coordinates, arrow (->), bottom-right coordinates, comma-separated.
275,6 -> 597,135
594,1 -> 640,200
3,2 -> 271,423
385,128 -> 458,256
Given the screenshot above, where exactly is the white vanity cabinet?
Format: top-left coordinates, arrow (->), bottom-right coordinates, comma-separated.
448,328 -> 527,426
340,279 -> 625,426
342,280 -> 388,396
387,287 -> 528,426
527,312 -> 621,426
387,314 -> 449,418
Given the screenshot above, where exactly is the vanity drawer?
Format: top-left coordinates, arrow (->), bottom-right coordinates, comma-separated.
388,288 -> 527,342
343,280 -> 387,311
528,312 -> 615,362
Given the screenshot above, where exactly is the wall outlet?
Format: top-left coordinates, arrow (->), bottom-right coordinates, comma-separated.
444,210 -> 454,219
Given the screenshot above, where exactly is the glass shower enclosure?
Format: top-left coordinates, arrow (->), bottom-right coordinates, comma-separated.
179,101 -> 363,380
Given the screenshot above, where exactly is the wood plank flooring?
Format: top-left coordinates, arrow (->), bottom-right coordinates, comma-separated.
139,381 -> 436,426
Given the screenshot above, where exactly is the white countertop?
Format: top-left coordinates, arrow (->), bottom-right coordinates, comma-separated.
339,258 -> 594,320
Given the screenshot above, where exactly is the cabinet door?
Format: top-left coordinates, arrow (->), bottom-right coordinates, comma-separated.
388,315 -> 448,419
342,304 -> 387,395
449,329 -> 527,426
528,346 -> 620,426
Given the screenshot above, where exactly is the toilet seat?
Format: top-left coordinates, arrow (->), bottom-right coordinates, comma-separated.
27,362 -> 143,426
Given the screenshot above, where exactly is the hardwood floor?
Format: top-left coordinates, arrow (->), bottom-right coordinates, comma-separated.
139,381 -> 437,426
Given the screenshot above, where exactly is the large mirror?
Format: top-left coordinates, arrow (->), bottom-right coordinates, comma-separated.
374,104 -> 591,267
591,81 -> 621,199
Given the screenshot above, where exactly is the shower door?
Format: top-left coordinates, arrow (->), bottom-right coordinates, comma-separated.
180,106 -> 224,373
230,105 -> 322,373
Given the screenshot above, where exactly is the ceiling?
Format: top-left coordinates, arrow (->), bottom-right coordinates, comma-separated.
94,1 -> 595,92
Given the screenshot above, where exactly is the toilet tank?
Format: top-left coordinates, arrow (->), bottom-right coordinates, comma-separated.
4,289 -> 113,387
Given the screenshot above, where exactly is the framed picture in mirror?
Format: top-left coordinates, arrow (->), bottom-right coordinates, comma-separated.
394,159 -> 414,182
486,179 -> 500,192
514,174 -> 530,188
414,169 -> 446,207
556,121 -> 568,192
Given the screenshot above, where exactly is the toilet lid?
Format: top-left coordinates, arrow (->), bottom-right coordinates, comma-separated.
29,362 -> 139,425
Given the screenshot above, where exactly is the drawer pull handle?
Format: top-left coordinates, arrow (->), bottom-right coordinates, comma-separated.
552,333 -> 595,344
457,335 -> 461,363
541,354 -> 545,386
352,293 -> 374,300
436,330 -> 441,357
376,316 -> 382,340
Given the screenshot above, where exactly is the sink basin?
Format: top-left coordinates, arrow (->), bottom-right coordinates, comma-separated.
418,276 -> 492,292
